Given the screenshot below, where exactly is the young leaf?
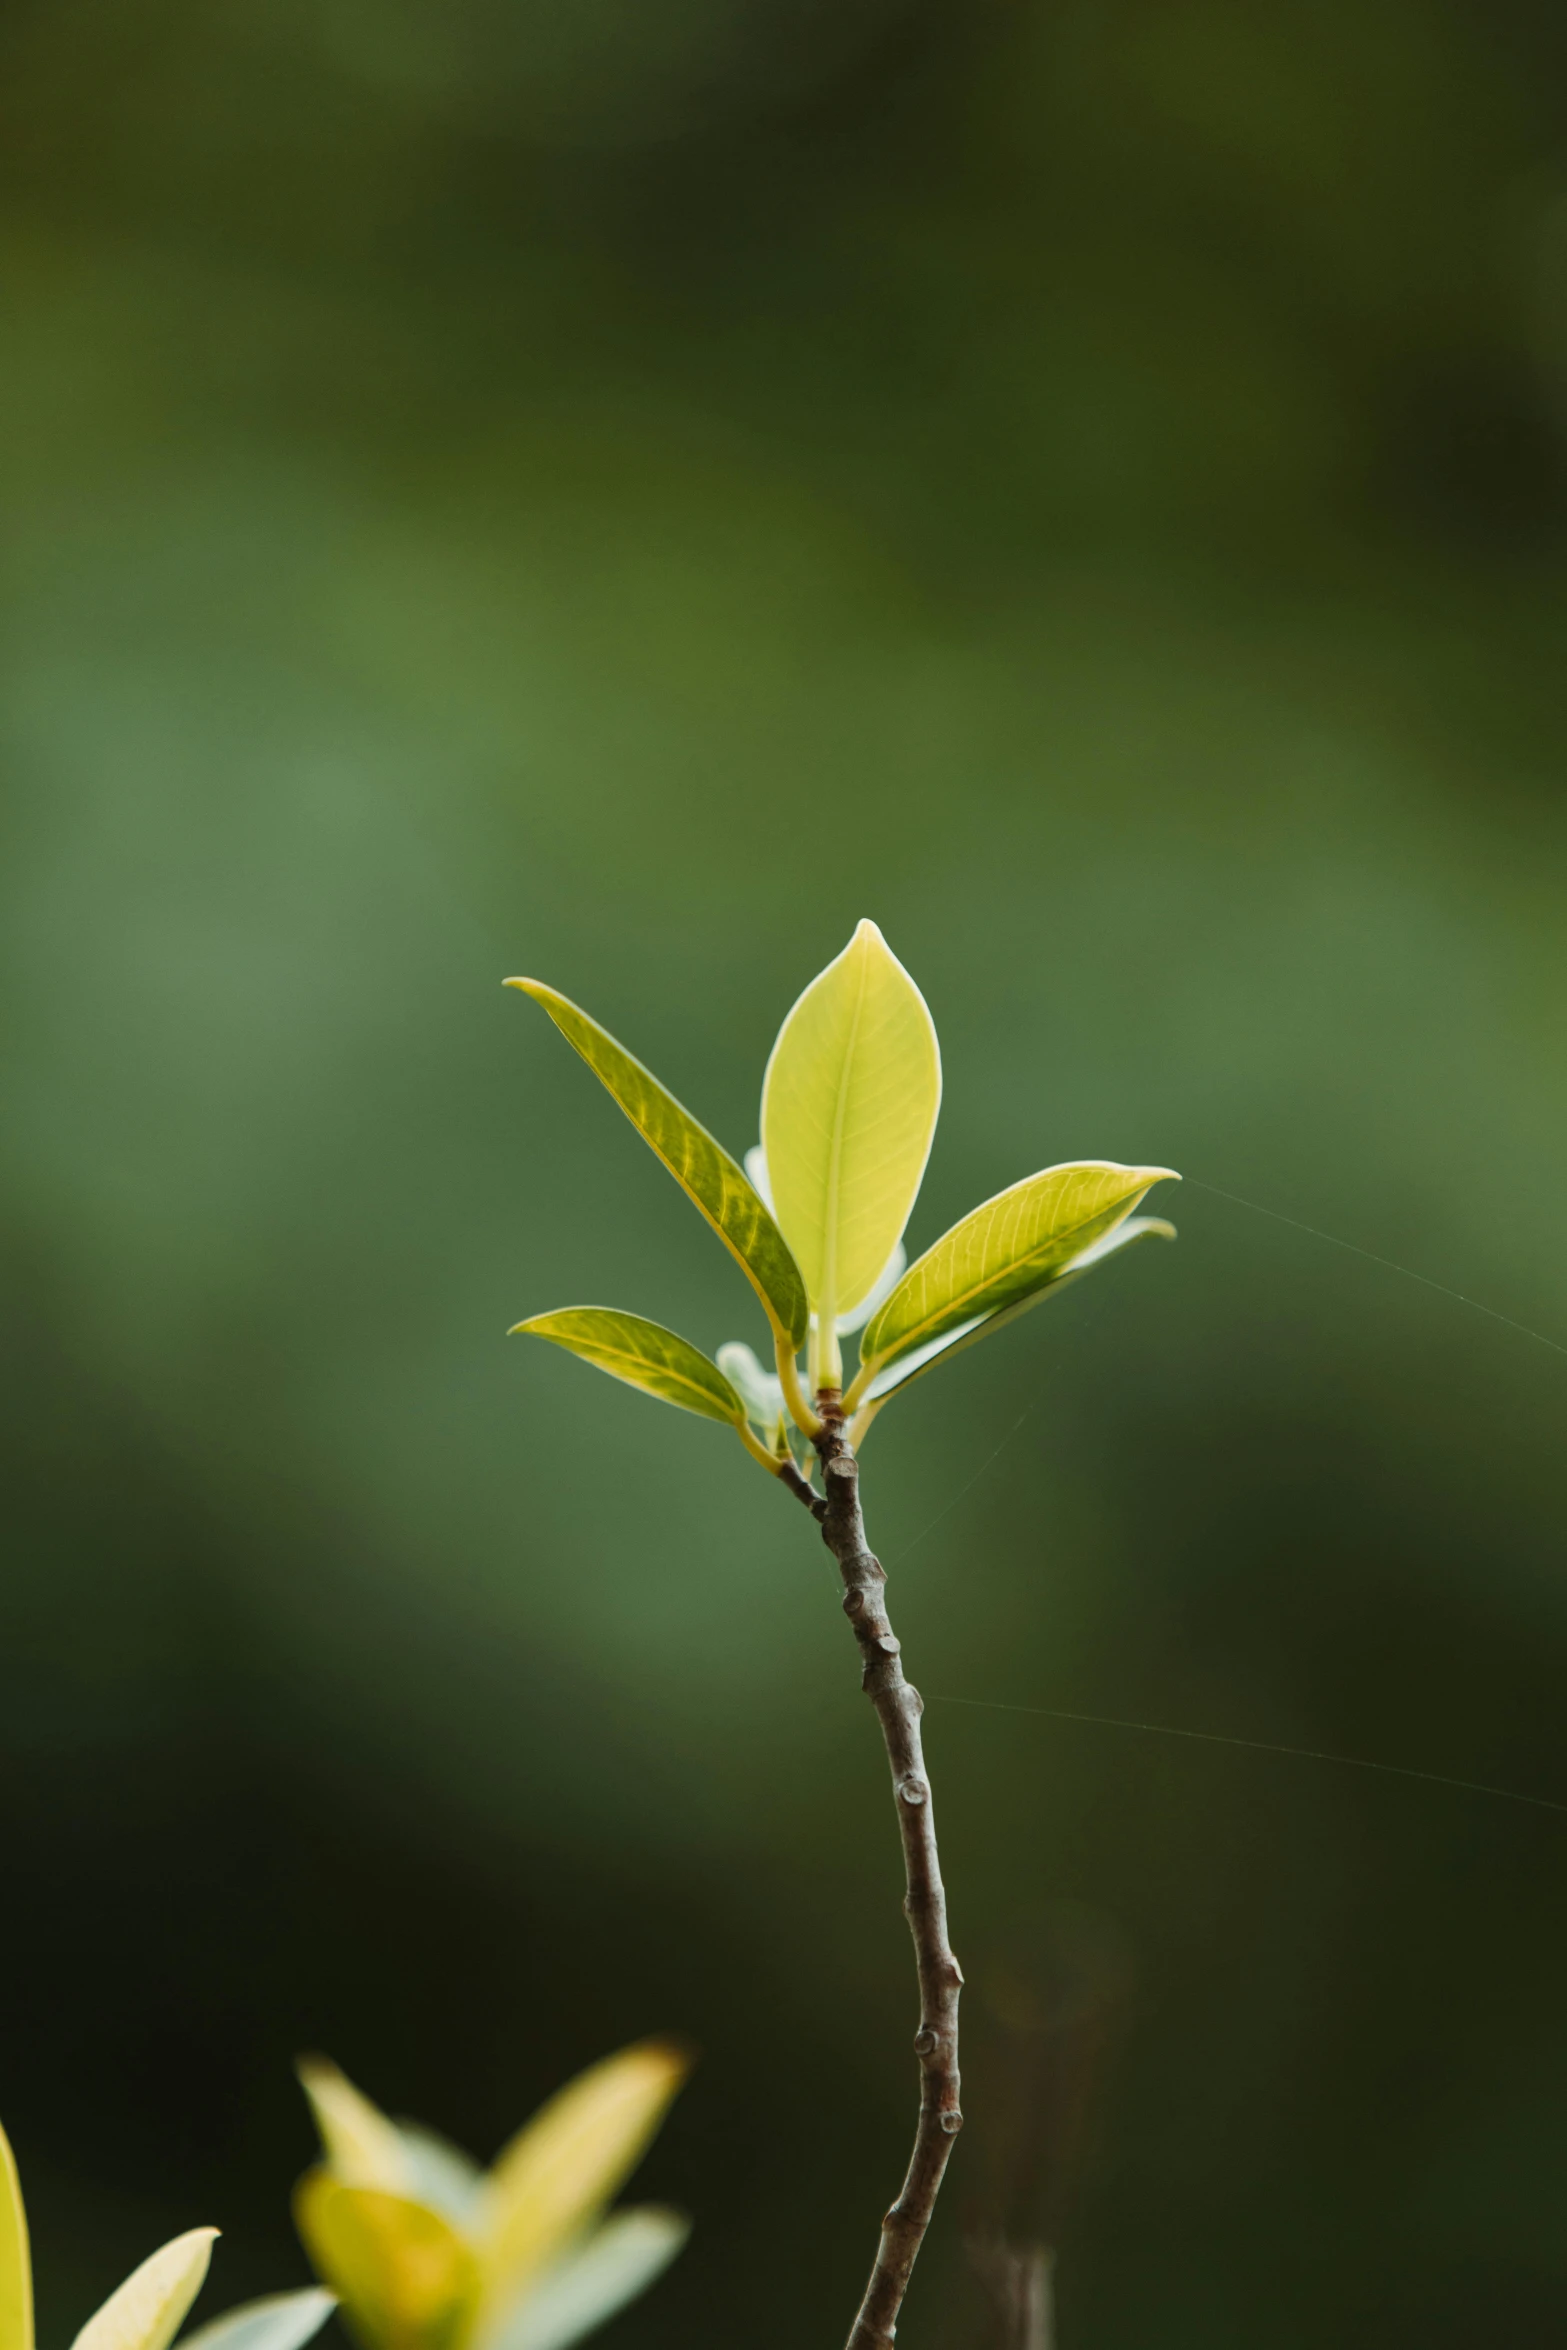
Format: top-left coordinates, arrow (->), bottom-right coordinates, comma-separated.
71,2233 -> 218,2350
858,1161 -> 1178,1381
835,1242 -> 906,1336
858,1217 -> 1176,1407
506,982 -> 807,1349
714,1342 -> 784,1431
180,2292 -> 337,2350
475,2041 -> 689,2318
745,1152 -> 905,1334
294,2180 -> 475,2350
760,921 -> 940,1365
479,2210 -> 688,2350
511,1311 -> 744,1426
298,2060 -> 415,2197
0,2124 -> 32,2350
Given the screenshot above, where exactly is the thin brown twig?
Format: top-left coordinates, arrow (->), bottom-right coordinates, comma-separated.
795,1410 -> 963,2350
777,1455 -> 821,1513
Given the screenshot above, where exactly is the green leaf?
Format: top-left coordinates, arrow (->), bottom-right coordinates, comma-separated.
0,2123 -> 33,2350
507,981 -> 807,1349
760,921 -> 940,1365
475,2041 -> 690,2322
511,1310 -> 744,1426
71,2233 -> 218,2350
859,1216 -> 1176,1406
857,1160 -> 1179,1385
180,2291 -> 337,2350
294,2179 -> 475,2350
479,2211 -> 688,2350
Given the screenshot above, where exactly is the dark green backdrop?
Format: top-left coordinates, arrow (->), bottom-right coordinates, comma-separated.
6,1 -> 1567,2343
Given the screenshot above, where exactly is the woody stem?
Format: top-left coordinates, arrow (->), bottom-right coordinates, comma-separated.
785,1414 -> 963,2349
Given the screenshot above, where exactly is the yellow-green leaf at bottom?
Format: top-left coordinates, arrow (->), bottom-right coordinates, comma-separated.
857,1216 -> 1176,1408
297,2059 -> 415,2197
511,1310 -> 744,1426
294,2177 -> 475,2350
0,2124 -> 31,2350
507,981 -> 808,1349
71,2232 -> 218,2350
475,2040 -> 690,2320
859,1161 -> 1178,1380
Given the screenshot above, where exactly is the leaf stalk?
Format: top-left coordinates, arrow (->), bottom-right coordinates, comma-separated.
774,1329 -> 823,1439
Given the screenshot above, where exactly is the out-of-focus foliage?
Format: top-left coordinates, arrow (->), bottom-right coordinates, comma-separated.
0,2125 -> 333,2350
295,2046 -> 688,2350
8,2 -> 1567,2347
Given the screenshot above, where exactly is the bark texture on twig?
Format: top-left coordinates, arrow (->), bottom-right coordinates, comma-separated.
810,1413 -> 963,2350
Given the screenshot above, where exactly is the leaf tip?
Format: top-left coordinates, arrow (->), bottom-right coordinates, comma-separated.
630,2034 -> 699,2090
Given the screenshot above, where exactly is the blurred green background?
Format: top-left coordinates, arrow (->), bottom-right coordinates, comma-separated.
6,0 -> 1567,2343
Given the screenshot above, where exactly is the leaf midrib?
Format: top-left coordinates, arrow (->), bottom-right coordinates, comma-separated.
819,941 -> 870,1327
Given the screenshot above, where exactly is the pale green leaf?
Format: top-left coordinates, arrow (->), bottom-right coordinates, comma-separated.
179,2290 -> 337,2350
507,981 -> 807,1348
714,1342 -> 783,1430
760,922 -> 940,1348
860,1217 -> 1177,1406
511,1310 -> 743,1426
479,2211 -> 688,2350
393,2132 -> 483,2229
474,2041 -> 689,2321
72,2233 -> 218,2350
858,1160 -> 1179,1382
0,2123 -> 33,2350
298,2061 -> 414,2197
294,2178 -> 475,2350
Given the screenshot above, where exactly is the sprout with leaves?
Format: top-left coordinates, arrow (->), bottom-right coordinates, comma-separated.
0,2121 -> 334,2350
294,2041 -> 689,2350
507,922 -> 1177,2350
